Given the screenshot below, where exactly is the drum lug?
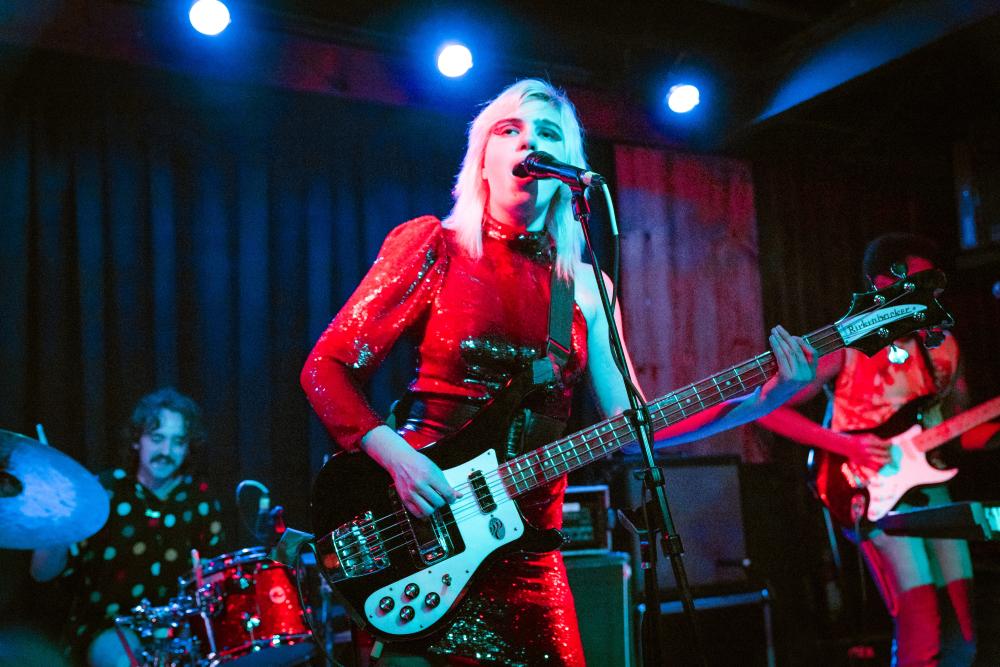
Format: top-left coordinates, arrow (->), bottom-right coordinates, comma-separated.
241,612 -> 262,632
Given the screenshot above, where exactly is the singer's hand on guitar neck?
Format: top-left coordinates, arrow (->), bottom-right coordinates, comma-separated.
770,325 -> 818,386
361,425 -> 461,518
757,325 -> 818,409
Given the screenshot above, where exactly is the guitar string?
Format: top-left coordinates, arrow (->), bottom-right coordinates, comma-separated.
331,327 -> 842,548
329,327 -> 853,562
330,363 -> 786,564
328,291 -> 925,566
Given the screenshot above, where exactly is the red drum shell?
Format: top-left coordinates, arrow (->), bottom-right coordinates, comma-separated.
182,547 -> 313,665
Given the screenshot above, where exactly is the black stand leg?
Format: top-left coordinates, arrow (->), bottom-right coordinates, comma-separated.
572,185 -> 706,666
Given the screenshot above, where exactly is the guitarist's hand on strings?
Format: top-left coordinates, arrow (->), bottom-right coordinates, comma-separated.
360,425 -> 461,518
842,433 -> 892,471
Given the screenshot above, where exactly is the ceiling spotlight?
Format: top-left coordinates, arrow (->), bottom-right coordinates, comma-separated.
666,84 -> 700,114
437,43 -> 473,78
189,0 -> 231,36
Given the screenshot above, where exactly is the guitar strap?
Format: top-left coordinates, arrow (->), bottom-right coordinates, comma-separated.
910,337 -> 966,443
509,269 -> 575,459
821,382 -> 835,429
387,269 -> 576,458
914,336 -> 958,399
531,269 -> 575,385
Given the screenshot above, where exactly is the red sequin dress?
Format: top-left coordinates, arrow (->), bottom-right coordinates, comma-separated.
302,215 -> 589,666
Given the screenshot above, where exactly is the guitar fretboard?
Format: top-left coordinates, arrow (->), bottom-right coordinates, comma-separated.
501,324 -> 845,496
912,395 -> 1000,453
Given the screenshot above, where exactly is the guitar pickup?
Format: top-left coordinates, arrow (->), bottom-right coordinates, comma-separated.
469,469 -> 496,513
421,512 -> 453,564
391,488 -> 455,567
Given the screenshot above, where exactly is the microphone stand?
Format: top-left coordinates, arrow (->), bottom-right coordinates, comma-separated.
570,184 -> 707,667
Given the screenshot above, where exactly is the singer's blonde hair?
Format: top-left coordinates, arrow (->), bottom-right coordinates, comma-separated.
443,79 -> 589,278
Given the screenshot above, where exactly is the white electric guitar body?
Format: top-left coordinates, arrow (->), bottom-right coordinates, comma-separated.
848,423 -> 957,522
838,395 -> 1000,522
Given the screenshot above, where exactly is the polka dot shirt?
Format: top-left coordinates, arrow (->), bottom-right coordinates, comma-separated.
60,469 -> 226,655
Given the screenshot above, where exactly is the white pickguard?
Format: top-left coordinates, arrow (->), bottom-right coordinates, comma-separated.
362,449 -> 524,637
845,424 -> 958,521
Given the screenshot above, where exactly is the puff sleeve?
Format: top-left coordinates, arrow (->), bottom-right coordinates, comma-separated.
300,216 -> 448,451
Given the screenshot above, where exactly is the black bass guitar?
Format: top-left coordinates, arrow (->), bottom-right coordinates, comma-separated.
310,269 -> 951,641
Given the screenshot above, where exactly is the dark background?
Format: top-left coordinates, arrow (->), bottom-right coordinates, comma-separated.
3,2 -> 1000,665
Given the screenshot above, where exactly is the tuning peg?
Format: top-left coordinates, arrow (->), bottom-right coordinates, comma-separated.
922,329 -> 945,349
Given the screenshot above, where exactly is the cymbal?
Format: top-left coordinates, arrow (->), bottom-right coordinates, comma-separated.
0,429 -> 110,549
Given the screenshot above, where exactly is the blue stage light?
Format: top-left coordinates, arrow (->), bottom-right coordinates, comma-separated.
189,0 -> 231,36
436,43 -> 473,78
666,84 -> 700,114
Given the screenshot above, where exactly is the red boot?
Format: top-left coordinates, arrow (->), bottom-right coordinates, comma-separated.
892,584 -> 940,667
939,578 -> 976,666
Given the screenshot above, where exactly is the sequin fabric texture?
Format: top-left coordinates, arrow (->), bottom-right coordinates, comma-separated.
59,469 -> 225,660
302,216 -> 589,665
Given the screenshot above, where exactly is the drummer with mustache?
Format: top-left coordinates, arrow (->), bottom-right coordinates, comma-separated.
31,387 -> 226,667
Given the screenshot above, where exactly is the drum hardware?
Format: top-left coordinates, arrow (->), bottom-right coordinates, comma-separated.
118,545 -> 319,666
115,596 -> 204,667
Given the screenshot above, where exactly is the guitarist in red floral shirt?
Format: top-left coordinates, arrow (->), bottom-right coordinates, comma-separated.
758,233 -> 1000,667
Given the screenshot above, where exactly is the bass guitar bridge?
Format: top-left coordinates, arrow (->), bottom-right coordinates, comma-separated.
313,510 -> 388,582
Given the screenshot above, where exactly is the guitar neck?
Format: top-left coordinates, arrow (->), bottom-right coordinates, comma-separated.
501,324 -> 846,497
912,395 -> 1000,453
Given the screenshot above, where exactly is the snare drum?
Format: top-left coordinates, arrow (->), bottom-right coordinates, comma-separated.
180,547 -> 313,666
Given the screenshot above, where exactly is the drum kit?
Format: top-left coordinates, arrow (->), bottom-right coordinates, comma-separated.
0,428 -> 336,667
115,547 -> 317,666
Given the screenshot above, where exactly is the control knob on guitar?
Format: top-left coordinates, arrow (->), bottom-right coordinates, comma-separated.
309,270 -> 952,642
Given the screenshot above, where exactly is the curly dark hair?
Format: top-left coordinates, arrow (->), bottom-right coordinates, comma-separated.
120,387 -> 207,473
862,232 -> 941,284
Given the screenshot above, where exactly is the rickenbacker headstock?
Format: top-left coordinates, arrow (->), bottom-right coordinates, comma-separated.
835,269 -> 954,357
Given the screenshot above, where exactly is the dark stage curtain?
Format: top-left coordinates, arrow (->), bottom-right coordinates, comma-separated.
0,47 -> 469,540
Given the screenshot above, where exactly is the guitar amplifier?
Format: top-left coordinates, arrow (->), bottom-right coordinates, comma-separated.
561,485 -> 612,553
564,551 -> 634,667
613,455 -> 750,592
